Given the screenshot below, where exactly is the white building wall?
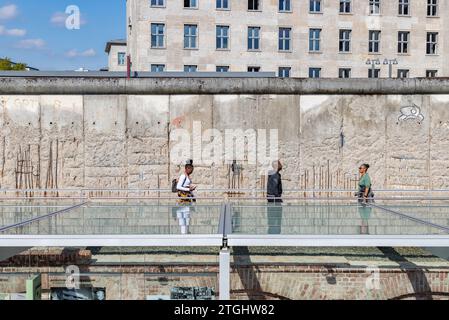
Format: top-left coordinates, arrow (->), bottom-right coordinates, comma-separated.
108,44 -> 128,72
127,0 -> 447,77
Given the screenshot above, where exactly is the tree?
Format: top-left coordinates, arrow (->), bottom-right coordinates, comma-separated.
0,57 -> 28,71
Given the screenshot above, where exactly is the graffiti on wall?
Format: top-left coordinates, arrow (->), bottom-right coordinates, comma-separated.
398,103 -> 424,123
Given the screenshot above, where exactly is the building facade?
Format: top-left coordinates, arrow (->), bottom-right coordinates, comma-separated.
125,0 -> 448,77
105,39 -> 127,71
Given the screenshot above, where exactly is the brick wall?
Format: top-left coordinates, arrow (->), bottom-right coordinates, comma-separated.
1,259 -> 448,300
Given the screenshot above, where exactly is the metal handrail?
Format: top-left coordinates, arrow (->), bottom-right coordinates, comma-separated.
1,188 -> 449,192
2,196 -> 449,201
0,202 -> 88,232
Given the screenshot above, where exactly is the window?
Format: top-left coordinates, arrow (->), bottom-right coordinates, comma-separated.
398,31 -> 409,53
216,26 -> 229,49
216,66 -> 229,72
368,68 -> 380,78
248,66 -> 261,72
309,28 -> 321,52
184,0 -> 197,8
216,0 -> 229,9
248,27 -> 260,50
398,0 -> 409,15
184,24 -> 198,49
151,23 -> 165,48
279,67 -> 291,78
184,65 -> 197,72
309,68 -> 321,78
426,32 -> 438,54
279,0 -> 291,11
310,0 -> 321,12
279,28 -> 292,51
339,29 -> 351,52
427,0 -> 438,16
248,0 -> 260,10
151,64 -> 165,72
339,68 -> 351,78
117,52 -> 126,66
369,30 -> 381,53
151,0 -> 164,7
340,0 -> 351,13
397,69 -> 409,78
369,0 -> 380,14
426,70 -> 437,77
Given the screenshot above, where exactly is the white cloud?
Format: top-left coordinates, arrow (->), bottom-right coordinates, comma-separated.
0,4 -> 18,20
65,48 -> 96,58
0,25 -> 26,36
15,38 -> 45,49
51,11 -> 87,27
50,12 -> 66,26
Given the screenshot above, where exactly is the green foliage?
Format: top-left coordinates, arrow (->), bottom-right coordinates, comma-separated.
0,57 -> 28,71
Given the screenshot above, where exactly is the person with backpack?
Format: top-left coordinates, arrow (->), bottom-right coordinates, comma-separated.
357,163 -> 374,203
173,159 -> 197,204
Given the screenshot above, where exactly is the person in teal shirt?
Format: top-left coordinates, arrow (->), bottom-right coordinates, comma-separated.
358,163 -> 373,201
357,163 -> 373,234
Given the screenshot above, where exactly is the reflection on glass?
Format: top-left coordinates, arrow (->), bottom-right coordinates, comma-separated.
374,201 -> 449,228
230,203 -> 446,235
232,209 -> 241,233
267,202 -> 283,235
175,205 -> 192,235
358,203 -> 372,235
1,204 -> 221,235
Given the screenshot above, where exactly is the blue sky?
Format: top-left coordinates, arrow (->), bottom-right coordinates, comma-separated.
0,0 -> 125,70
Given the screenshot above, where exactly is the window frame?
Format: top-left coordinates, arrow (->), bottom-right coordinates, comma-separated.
309,0 -> 322,13
216,65 -> 230,72
248,0 -> 261,11
368,30 -> 381,54
247,66 -> 261,72
279,0 -> 292,12
184,0 -> 198,9
151,64 -> 166,72
309,67 -> 322,78
150,0 -> 165,8
216,0 -> 230,10
339,0 -> 351,14
427,0 -> 438,17
369,0 -> 381,15
426,70 -> 438,78
309,28 -> 322,52
150,23 -> 166,49
339,29 -> 352,53
397,69 -> 410,78
117,52 -> 126,66
368,68 -> 381,78
397,31 -> 410,54
216,25 -> 230,50
184,65 -> 198,72
184,24 -> 199,50
338,68 -> 351,78
248,26 -> 261,51
426,32 -> 438,55
278,66 -> 292,78
279,27 -> 292,52
398,0 -> 410,16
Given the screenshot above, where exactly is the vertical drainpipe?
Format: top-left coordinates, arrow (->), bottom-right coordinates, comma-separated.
127,55 -> 131,79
